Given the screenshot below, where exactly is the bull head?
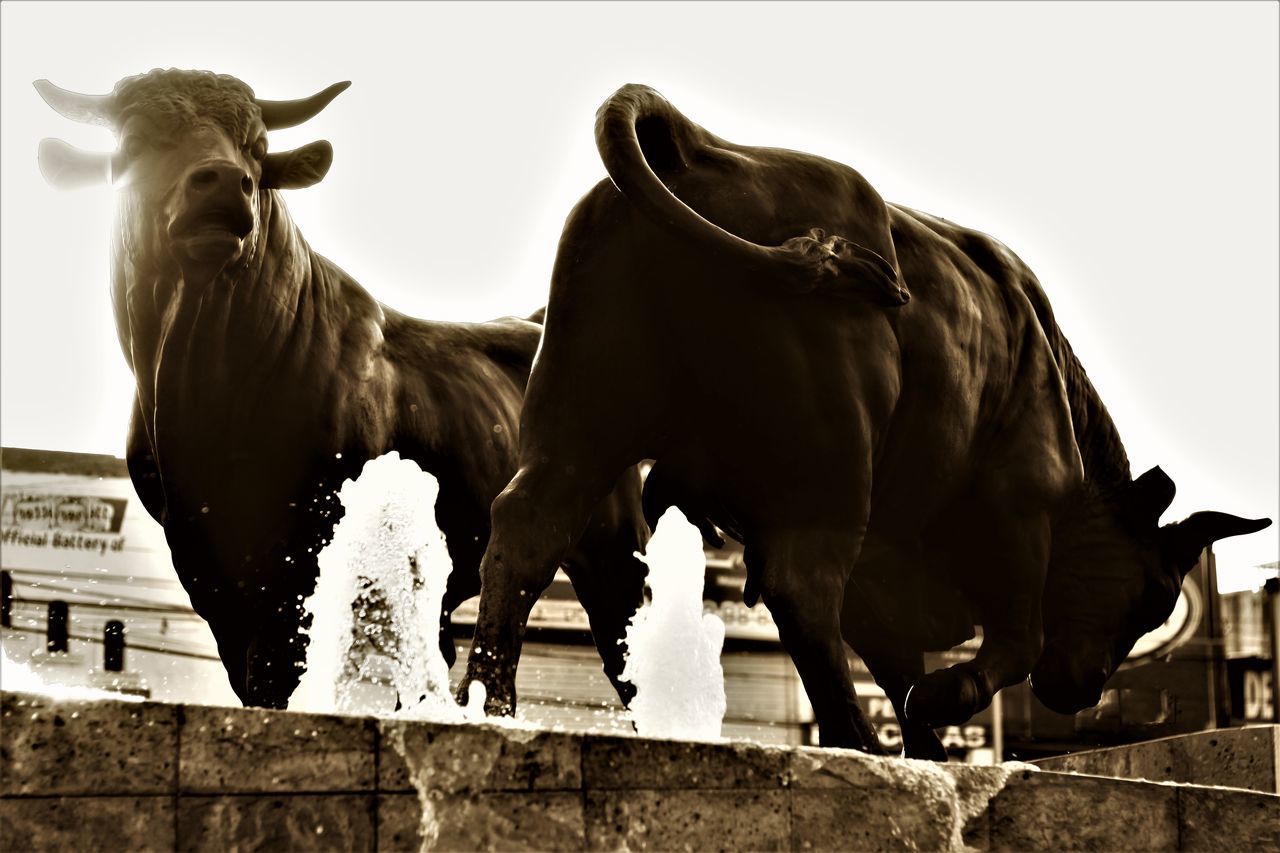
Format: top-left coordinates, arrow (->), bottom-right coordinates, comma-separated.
1031,465 -> 1271,714
34,77 -> 349,191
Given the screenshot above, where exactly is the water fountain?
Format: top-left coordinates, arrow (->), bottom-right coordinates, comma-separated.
289,451 -> 481,722
621,506 -> 727,740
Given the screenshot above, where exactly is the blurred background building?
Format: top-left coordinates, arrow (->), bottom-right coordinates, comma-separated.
3,446 -> 1275,763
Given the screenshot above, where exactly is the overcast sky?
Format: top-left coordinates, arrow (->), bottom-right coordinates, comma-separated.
2,2 -> 1276,587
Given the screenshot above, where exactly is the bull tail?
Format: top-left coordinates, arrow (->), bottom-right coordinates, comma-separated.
594,84 -> 907,304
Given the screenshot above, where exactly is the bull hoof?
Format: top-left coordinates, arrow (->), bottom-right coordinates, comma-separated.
903,668 -> 986,727
902,725 -> 949,762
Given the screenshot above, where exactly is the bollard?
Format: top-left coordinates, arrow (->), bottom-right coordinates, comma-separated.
104,619 -> 125,672
1265,576 -> 1280,723
1,570 -> 11,628
46,600 -> 69,653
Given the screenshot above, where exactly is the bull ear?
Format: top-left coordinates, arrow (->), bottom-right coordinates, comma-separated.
38,138 -> 112,189
1125,466 -> 1176,527
1161,512 -> 1272,577
261,141 -> 333,190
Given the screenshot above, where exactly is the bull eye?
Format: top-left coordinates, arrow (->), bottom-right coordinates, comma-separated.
249,136 -> 267,161
121,135 -> 146,160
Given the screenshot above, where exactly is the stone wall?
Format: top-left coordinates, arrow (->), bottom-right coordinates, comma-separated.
1033,725 -> 1280,793
3,691 -> 1277,851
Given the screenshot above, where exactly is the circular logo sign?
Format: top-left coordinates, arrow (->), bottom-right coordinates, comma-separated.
1127,581 -> 1203,662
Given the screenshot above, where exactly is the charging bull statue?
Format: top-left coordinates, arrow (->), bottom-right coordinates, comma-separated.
461,83 -> 1271,755
35,69 -> 650,709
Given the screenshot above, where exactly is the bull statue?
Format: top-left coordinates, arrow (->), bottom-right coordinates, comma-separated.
35,70 -> 650,709
461,83 -> 1272,756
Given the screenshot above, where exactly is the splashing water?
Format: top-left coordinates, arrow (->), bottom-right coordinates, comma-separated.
290,451 -> 483,721
620,506 -> 727,740
0,645 -> 145,704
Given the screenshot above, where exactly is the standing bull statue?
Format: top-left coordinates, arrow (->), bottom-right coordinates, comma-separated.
35,69 -> 650,709
461,83 -> 1271,755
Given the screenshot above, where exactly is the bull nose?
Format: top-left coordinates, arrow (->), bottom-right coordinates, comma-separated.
187,161 -> 253,197
1030,658 -> 1110,714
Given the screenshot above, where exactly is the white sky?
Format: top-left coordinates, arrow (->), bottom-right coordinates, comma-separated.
2,2 -> 1276,587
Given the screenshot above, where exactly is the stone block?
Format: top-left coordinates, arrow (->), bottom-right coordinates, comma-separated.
792,789 -> 956,851
986,769 -> 1178,851
584,789 -> 789,851
381,791 -> 585,851
1033,726 -> 1280,793
940,763 -> 1030,852
582,734 -> 790,790
1,691 -> 176,795
787,749 -> 1001,851
0,795 -> 174,851
380,719 -> 581,793
176,794 -> 374,852
1178,784 -> 1280,851
377,794 -> 427,851
179,704 -> 375,793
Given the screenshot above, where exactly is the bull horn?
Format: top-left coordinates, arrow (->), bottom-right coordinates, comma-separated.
33,79 -> 115,127
1162,511 -> 1272,577
256,81 -> 351,131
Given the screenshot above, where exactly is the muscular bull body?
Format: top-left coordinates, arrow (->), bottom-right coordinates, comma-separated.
462,84 -> 1270,755
36,70 -> 649,709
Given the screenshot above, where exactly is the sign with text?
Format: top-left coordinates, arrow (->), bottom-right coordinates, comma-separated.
1228,657 -> 1275,723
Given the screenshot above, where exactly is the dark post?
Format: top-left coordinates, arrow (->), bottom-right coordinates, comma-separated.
1202,546 -> 1232,728
104,620 -> 125,672
46,600 -> 69,653
1,570 -> 12,628
1265,576 -> 1280,724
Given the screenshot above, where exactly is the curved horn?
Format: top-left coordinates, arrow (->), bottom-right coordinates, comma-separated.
33,79 -> 114,127
594,84 -> 908,304
256,81 -> 351,131
1162,512 -> 1273,577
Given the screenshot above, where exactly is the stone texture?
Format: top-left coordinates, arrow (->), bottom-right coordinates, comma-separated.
383,791 -> 585,851
1,691 -> 176,795
6,692 -> 1280,852
786,748 -> 994,851
0,795 -> 174,851
176,794 -> 375,852
987,769 -> 1179,851
179,704 -> 375,793
941,763 -> 1033,852
582,734 -> 790,790
1032,725 -> 1280,793
792,789 -> 955,851
1178,784 -> 1280,852
585,789 -> 789,851
380,719 -> 581,793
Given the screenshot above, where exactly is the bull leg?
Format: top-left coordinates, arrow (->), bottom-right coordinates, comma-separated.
561,546 -> 648,708
840,539 -> 948,760
754,530 -> 882,752
843,614 -> 944,761
905,512 -> 1049,727
439,569 -> 480,669
461,464 -> 619,715
244,606 -> 311,709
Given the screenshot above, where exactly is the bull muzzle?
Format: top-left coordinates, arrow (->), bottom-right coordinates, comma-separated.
168,161 -> 256,267
1029,645 -> 1113,714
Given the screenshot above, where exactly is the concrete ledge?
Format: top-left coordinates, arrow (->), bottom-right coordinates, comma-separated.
1031,725 -> 1280,793
3,691 -> 1278,851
